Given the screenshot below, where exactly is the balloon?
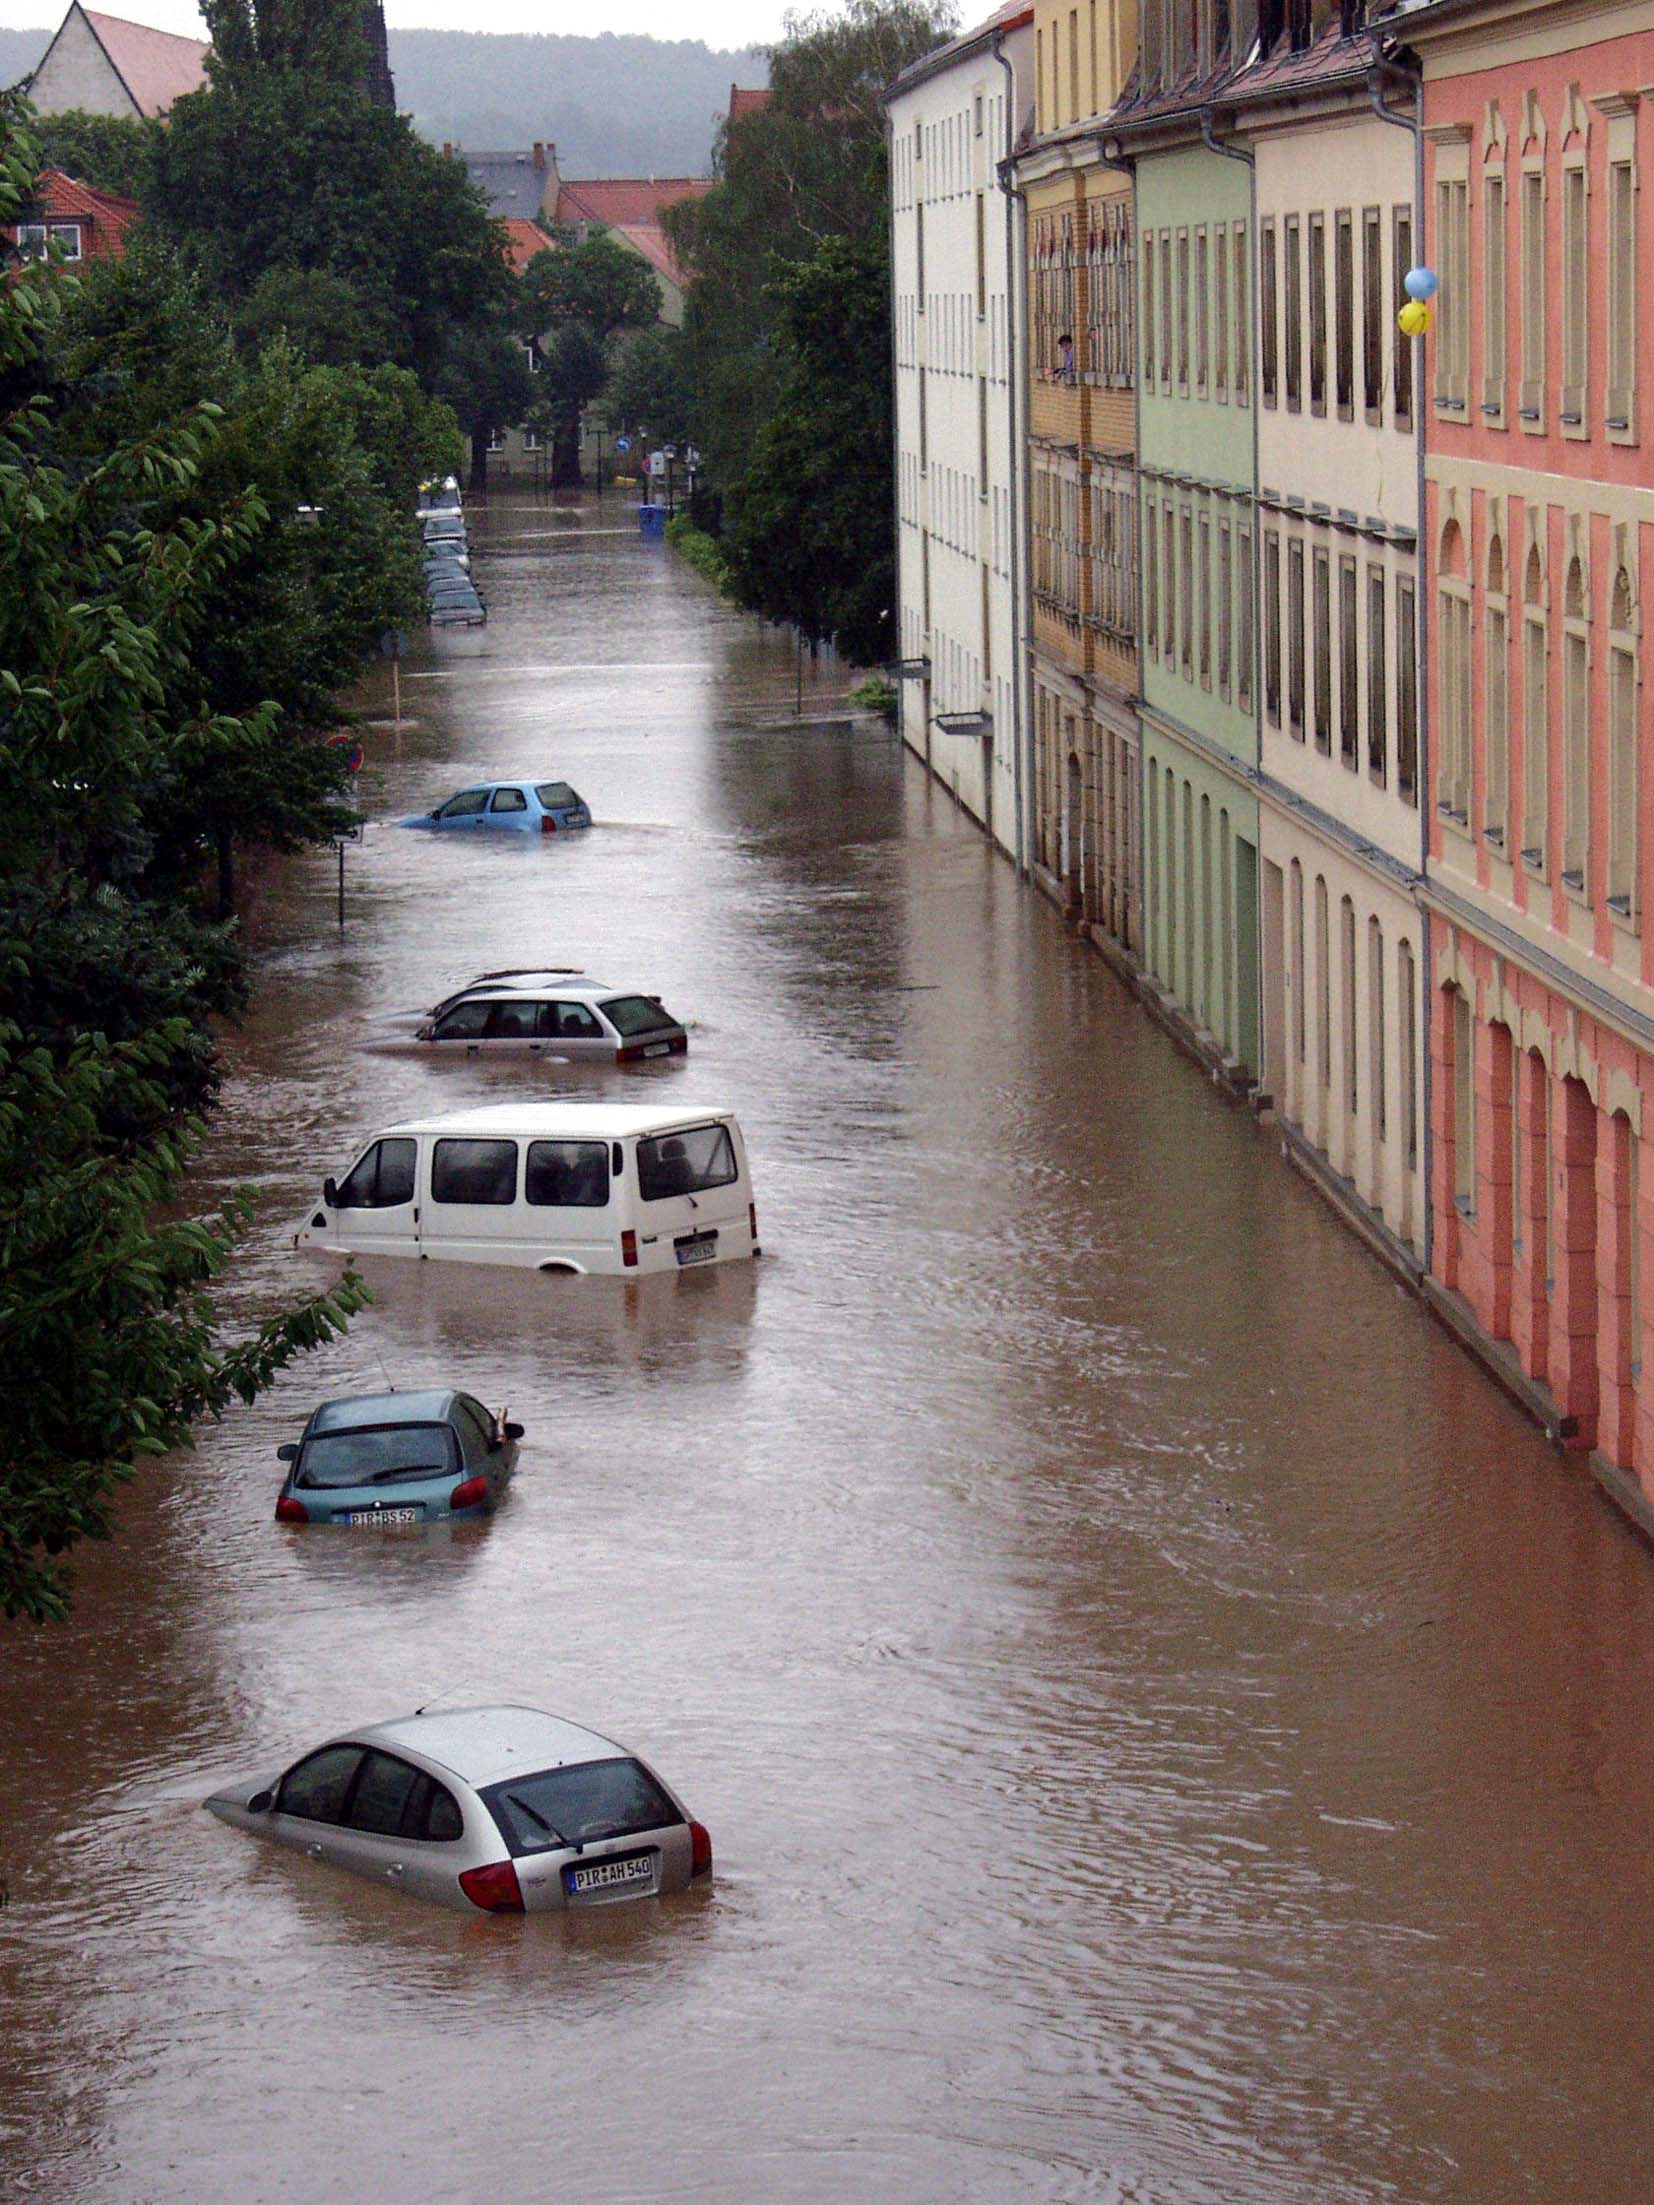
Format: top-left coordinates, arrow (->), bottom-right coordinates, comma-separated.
1398,301 -> 1433,337
1405,266 -> 1439,302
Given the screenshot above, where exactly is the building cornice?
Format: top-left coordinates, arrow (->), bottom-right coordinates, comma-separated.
1422,874 -> 1654,1058
1257,772 -> 1424,892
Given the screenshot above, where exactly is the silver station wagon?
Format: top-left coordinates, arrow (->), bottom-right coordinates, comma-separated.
398,981 -> 688,1066
204,1704 -> 712,1913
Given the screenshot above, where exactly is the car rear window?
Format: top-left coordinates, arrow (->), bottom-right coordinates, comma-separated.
637,1123 -> 737,1202
480,1759 -> 679,1858
296,1423 -> 457,1489
600,995 -> 677,1037
534,782 -> 579,809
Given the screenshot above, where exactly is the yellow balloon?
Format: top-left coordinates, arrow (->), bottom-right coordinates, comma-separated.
1398,300 -> 1432,337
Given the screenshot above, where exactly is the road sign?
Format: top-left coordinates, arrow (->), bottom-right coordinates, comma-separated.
326,733 -> 365,773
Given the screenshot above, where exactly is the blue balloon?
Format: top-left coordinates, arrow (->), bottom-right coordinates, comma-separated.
1405,266 -> 1439,302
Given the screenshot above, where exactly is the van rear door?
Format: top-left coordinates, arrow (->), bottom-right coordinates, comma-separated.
633,1118 -> 750,1269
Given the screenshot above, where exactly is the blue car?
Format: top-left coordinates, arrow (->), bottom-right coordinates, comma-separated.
274,1389 -> 521,1527
396,780 -> 593,833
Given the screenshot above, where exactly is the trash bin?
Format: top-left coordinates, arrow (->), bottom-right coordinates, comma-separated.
637,503 -> 667,538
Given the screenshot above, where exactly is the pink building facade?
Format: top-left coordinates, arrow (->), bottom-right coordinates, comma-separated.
1413,0 -> 1654,1513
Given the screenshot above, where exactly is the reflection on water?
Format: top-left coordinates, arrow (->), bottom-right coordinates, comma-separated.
4,491 -> 1654,2203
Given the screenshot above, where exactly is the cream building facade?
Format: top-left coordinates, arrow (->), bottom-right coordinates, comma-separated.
889,5 -> 1033,858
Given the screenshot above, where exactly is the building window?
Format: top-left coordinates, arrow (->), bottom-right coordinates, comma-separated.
1452,988 -> 1475,1213
1560,159 -> 1588,429
1264,529 -> 1282,727
1439,560 -> 1472,823
1335,556 -> 1357,769
1609,568 -> 1639,924
1484,535 -> 1509,846
1308,211 -> 1327,416
1313,546 -> 1332,756
975,193 -> 986,319
1160,233 -> 1173,391
1400,942 -> 1418,1173
1291,859 -> 1306,1069
1195,227 -> 1210,396
1180,508 -> 1194,677
1284,214 -> 1302,411
1397,577 -> 1418,805
1144,494 -> 1159,648
1232,222 -> 1249,406
1434,176 -> 1469,411
1393,206 -> 1414,431
522,427 -> 541,451
1607,155 -> 1637,436
1334,208 -> 1354,420
1369,919 -> 1387,1146
1177,230 -> 1191,391
1261,216 -> 1278,406
1215,221 -> 1230,400
1562,557 -> 1589,891
1482,171 -> 1506,423
1342,897 -> 1358,1122
1362,205 -> 1383,421
487,428 -> 506,452
1163,506 -> 1177,659
1522,545 -> 1548,870
1237,523 -> 1253,713
1367,566 -> 1388,784
1316,875 -> 1332,1098
1217,518 -> 1233,697
1199,508 -> 1212,689
1288,537 -> 1306,741
1142,225 -> 1157,385
1519,166 -> 1545,424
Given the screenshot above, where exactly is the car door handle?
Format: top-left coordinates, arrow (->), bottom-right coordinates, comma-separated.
306,1843 -> 323,1859
385,1864 -> 404,1881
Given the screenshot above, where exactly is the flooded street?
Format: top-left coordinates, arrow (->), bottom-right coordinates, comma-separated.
7,493 -> 1654,2203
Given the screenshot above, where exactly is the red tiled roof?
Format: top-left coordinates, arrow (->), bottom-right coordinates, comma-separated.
607,221 -> 687,291
500,216 -> 554,273
82,8 -> 209,118
9,167 -> 140,262
553,177 -> 713,229
728,85 -> 770,121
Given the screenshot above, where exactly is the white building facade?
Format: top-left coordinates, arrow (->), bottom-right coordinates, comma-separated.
1248,57 -> 1429,1263
888,6 -> 1033,860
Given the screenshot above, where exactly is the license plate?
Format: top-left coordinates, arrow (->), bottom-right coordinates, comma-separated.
642,1041 -> 670,1057
347,1507 -> 420,1526
675,1233 -> 717,1267
567,1854 -> 654,1896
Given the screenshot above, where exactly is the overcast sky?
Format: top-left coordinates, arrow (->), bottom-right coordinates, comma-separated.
3,1 -> 787,49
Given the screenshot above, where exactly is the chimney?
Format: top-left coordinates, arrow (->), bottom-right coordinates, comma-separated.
533,142 -> 544,168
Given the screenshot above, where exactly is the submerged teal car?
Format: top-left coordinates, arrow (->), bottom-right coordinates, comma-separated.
274,1389 -> 521,1527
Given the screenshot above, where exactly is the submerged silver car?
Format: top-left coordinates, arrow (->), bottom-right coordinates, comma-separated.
379,981 -> 688,1065
204,1704 -> 712,1913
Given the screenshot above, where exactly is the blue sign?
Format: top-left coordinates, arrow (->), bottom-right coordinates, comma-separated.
615,435 -> 631,453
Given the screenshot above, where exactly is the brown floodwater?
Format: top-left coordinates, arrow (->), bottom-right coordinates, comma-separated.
5,493 -> 1654,2203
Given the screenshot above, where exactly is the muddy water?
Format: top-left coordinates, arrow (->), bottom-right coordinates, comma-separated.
4,493 -> 1654,2204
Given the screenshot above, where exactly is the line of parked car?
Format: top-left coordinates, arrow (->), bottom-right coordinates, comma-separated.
419,477 -> 487,628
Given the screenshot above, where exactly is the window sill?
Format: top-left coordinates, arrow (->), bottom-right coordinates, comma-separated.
1520,846 -> 1546,876
1560,868 -> 1589,902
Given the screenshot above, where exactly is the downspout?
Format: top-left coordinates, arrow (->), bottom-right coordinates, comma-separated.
1200,105 -> 1263,1081
1368,45 -> 1432,1275
994,34 -> 1031,880
885,104 -> 909,771
1097,132 -> 1140,960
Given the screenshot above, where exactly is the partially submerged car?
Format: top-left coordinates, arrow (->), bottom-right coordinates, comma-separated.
274,1388 -> 519,1527
382,982 -> 687,1064
204,1703 -> 712,1912
395,780 -> 592,833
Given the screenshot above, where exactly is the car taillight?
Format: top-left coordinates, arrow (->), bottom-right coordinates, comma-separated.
621,1229 -> 638,1269
689,1821 -> 713,1877
458,1860 -> 524,1913
449,1475 -> 488,1511
616,1046 -> 629,1066
274,1494 -> 307,1524
671,1035 -> 687,1055
541,814 -> 557,833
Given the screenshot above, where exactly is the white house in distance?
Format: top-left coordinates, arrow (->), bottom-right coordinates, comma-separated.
887,3 -> 1032,860
24,5 -> 208,119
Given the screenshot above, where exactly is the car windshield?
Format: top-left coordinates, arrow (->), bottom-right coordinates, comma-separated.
480,1758 -> 679,1857
534,782 -> 580,809
601,995 -> 677,1037
296,1423 -> 457,1489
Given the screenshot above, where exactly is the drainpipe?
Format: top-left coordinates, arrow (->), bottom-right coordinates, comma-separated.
1368,45 -> 1432,1276
1201,105 -> 1265,1082
1097,131 -> 1141,959
994,34 -> 1031,881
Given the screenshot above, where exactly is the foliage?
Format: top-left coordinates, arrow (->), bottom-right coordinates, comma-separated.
720,233 -> 895,665
849,674 -> 898,726
663,0 -> 951,485
521,234 -> 660,343
202,0 -> 370,88
29,109 -> 156,198
664,513 -> 732,593
0,92 -> 368,1621
604,324 -> 696,445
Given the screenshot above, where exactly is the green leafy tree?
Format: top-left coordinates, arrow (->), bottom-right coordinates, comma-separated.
603,323 -> 696,446
721,233 -> 894,665
201,0 -> 370,88
539,321 -> 610,486
0,93 -> 367,1621
30,108 -> 156,197
435,318 -> 538,491
520,234 -> 661,344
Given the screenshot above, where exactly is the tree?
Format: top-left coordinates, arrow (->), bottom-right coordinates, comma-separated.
201,0 -> 371,89
539,322 -> 609,486
603,322 -> 696,447
520,234 -> 661,344
720,234 -> 894,665
0,92 -> 367,1621
30,108 -> 155,197
436,318 -> 538,491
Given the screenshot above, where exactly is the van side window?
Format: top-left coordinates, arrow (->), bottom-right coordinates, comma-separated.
524,1139 -> 610,1207
637,1124 -> 737,1202
335,1137 -> 416,1209
431,1138 -> 519,1205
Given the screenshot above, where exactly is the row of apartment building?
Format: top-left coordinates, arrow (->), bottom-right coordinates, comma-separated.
887,0 -> 1654,1534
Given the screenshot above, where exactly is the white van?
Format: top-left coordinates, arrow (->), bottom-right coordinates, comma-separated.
295,1104 -> 759,1274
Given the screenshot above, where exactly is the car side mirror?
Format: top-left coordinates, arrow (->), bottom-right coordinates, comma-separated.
322,1176 -> 339,1208
503,1421 -> 524,1441
277,1443 -> 298,1463
247,1790 -> 274,1815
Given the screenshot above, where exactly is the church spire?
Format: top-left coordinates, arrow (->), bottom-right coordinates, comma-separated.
359,1 -> 394,107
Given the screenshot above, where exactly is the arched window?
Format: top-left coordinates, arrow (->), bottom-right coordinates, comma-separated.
1609,564 -> 1640,924
1561,553 -> 1589,891
1521,540 -> 1548,870
1438,520 -> 1473,823
1484,529 -> 1510,847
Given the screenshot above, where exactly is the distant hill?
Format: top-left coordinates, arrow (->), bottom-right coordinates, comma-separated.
3,26 -> 766,178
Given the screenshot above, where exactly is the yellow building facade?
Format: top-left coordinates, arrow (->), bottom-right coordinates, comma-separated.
1018,0 -> 1141,962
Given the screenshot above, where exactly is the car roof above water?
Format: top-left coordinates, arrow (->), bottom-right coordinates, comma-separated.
375,1102 -> 735,1140
358,1703 -> 621,1785
450,980 -> 645,1004
306,1389 -> 458,1432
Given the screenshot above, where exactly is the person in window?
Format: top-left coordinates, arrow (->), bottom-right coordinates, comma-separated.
1056,333 -> 1074,381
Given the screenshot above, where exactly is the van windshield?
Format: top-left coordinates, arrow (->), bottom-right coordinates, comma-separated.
637,1123 -> 737,1202
296,1424 -> 457,1489
601,995 -> 677,1037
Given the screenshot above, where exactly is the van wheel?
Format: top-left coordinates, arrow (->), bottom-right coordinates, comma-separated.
538,1262 -> 579,1275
